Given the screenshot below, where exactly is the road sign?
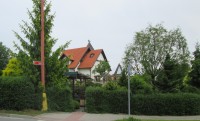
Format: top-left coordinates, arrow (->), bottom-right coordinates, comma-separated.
33,61 -> 42,65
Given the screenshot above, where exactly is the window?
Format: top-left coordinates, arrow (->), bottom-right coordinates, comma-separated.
90,53 -> 95,58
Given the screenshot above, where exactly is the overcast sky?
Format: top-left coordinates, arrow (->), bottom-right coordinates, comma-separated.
0,0 -> 200,72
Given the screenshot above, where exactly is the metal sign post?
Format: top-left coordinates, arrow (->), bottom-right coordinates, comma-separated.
128,63 -> 131,115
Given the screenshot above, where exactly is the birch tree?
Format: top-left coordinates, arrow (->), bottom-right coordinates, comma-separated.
124,24 -> 190,86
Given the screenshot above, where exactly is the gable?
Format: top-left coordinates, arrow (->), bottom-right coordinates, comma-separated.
63,47 -> 89,68
78,49 -> 103,69
114,64 -> 122,75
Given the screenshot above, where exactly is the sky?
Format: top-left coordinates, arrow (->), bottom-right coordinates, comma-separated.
0,0 -> 200,73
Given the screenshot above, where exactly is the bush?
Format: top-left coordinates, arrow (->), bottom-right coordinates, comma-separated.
86,86 -> 200,115
73,100 -> 80,109
130,75 -> 153,94
85,87 -> 106,113
46,85 -> 74,111
132,93 -> 200,115
86,86 -> 127,113
103,81 -> 121,90
0,76 -> 34,110
181,85 -> 200,93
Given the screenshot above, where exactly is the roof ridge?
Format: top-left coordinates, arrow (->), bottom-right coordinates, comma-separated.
66,46 -> 88,51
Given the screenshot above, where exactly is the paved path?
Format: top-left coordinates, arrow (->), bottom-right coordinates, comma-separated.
35,112 -> 200,121
0,115 -> 37,121
1,109 -> 200,121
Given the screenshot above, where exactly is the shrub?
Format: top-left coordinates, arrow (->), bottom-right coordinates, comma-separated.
86,86 -> 127,113
73,100 -> 80,109
46,85 -> 74,111
86,86 -> 200,115
181,85 -> 200,93
130,75 -> 153,94
132,93 -> 200,115
85,87 -> 106,113
103,81 -> 121,90
0,76 -> 34,110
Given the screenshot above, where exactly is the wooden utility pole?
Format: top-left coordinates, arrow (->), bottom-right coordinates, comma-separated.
41,0 -> 48,111
41,0 -> 45,86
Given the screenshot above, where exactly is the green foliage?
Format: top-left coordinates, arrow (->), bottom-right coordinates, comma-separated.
14,0 -> 69,89
124,24 -> 190,86
85,80 -> 102,87
85,87 -> 106,113
156,54 -> 189,93
86,87 -> 200,115
2,58 -> 23,76
118,69 -> 128,87
181,85 -> 200,93
93,61 -> 111,76
189,43 -> 200,88
72,100 -> 80,109
130,75 -> 153,94
116,117 -> 141,121
103,81 -> 121,90
85,86 -> 128,113
46,84 -> 74,111
0,42 -> 11,75
132,93 -> 200,115
0,76 -> 35,110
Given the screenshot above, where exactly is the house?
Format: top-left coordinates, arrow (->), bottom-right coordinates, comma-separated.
112,64 -> 123,80
62,42 -> 110,82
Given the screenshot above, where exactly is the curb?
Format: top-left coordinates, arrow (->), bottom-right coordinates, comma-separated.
0,113 -> 34,119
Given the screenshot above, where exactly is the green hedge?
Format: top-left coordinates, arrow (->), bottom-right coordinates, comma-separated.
86,87 -> 127,113
46,85 -> 74,111
86,87 -> 200,115
132,93 -> 200,115
0,77 -> 34,110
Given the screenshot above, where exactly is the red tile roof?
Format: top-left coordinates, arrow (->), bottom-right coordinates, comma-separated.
63,44 -> 107,69
78,49 -> 103,69
63,47 -> 89,69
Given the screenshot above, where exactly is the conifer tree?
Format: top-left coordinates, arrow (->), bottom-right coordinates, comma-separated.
14,0 -> 69,90
0,42 -> 11,75
156,54 -> 189,92
189,43 -> 200,88
2,58 -> 23,76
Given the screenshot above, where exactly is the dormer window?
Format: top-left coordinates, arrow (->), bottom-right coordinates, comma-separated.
90,53 -> 95,58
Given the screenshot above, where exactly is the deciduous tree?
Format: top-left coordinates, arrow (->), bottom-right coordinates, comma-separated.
124,24 -> 190,87
93,61 -> 111,81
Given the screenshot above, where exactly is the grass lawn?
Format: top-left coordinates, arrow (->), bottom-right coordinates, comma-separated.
116,117 -> 200,121
0,109 -> 44,116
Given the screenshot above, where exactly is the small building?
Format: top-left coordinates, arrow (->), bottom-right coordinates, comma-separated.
62,42 -> 110,82
112,64 -> 123,80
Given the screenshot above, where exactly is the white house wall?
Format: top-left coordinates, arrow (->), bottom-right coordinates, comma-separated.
69,69 -> 75,72
78,69 -> 91,77
69,53 -> 106,80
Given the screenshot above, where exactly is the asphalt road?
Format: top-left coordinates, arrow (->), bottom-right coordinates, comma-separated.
0,116 -> 39,121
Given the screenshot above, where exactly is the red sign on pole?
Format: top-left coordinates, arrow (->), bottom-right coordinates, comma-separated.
33,61 -> 42,65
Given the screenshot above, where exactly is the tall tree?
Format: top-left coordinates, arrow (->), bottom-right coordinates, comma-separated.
124,24 -> 190,86
14,0 -> 69,90
155,54 -> 187,92
0,42 -> 11,75
189,43 -> 200,88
